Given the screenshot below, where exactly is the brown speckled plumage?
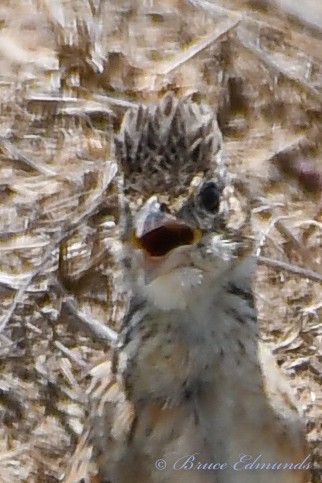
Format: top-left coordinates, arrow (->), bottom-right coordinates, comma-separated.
64,94 -> 309,483
114,93 -> 224,197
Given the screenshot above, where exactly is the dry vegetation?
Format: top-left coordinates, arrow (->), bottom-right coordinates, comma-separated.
0,0 -> 322,481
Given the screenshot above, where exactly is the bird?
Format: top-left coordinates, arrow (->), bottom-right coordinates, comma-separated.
64,93 -> 310,483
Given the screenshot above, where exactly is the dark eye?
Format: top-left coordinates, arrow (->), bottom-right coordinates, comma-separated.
198,181 -> 220,212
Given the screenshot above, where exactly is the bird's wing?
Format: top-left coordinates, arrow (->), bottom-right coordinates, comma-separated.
258,341 -> 310,478
63,360 -> 135,483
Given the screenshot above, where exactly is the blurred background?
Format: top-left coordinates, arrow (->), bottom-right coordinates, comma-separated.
0,1 -> 321,481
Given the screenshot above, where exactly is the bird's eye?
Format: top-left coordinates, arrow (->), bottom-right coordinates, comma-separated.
198,181 -> 220,212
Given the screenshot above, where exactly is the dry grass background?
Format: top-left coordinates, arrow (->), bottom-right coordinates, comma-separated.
0,0 -> 322,481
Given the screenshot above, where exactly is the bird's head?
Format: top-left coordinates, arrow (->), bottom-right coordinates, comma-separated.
115,94 -> 252,309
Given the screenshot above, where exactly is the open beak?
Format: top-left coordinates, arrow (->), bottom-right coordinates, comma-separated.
130,197 -> 201,258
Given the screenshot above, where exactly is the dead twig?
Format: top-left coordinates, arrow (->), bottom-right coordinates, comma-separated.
1,139 -> 58,176
272,0 -> 322,33
257,255 -> 322,283
0,161 -> 117,333
237,26 -> 322,102
58,286 -> 118,345
158,17 -> 240,75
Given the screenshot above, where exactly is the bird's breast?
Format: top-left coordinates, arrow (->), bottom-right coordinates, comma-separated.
142,266 -> 206,311
122,290 -> 258,407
